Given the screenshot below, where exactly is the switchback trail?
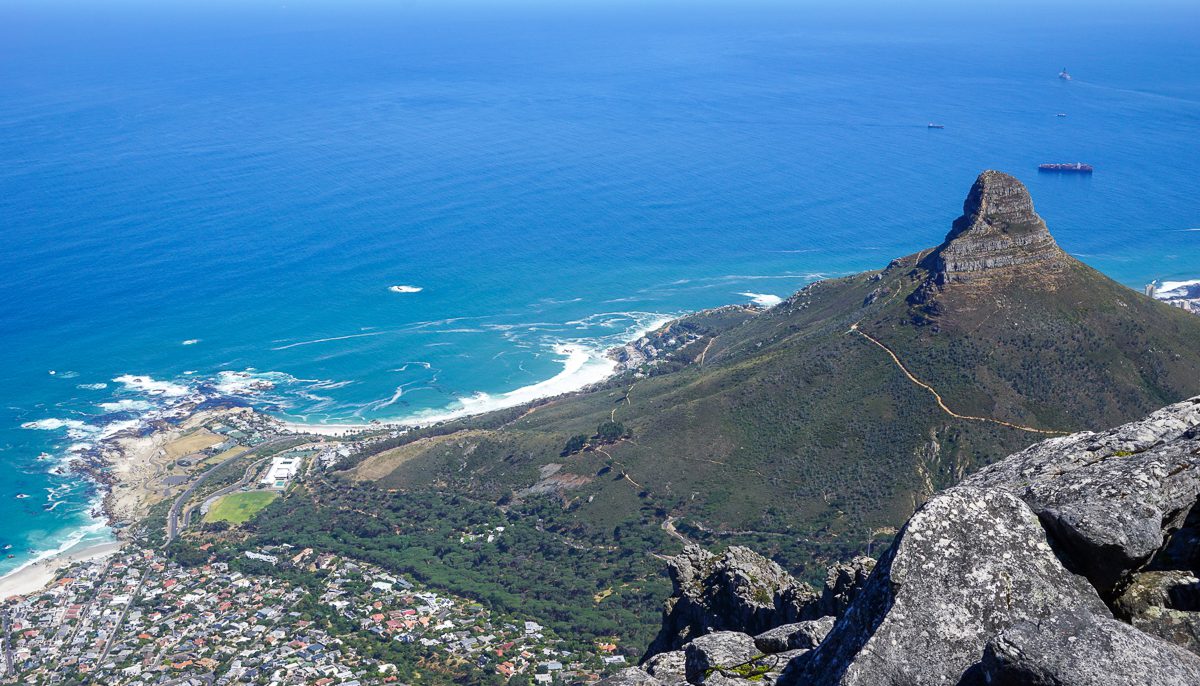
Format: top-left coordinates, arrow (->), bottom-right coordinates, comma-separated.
850,324 -> 1067,436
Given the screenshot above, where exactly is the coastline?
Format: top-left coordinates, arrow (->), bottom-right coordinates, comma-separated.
0,540 -> 124,599
1,315 -> 680,599
280,317 -> 678,436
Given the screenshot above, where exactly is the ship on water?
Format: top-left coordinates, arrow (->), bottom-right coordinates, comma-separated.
1059,67 -> 1071,80
927,123 -> 944,129
1039,162 -> 1093,173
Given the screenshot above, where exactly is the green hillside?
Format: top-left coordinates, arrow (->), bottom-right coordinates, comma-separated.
229,172 -> 1200,650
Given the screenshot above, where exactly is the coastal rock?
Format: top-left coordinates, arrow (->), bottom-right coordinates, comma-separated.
644,545 -> 821,658
783,487 -> 1109,685
925,170 -> 1066,281
819,557 -> 876,618
684,631 -> 758,684
980,606 -> 1200,686
753,616 -> 835,653
962,395 -> 1200,594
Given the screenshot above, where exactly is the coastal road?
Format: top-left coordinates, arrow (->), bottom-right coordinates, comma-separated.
181,454 -> 274,531
166,437 -> 295,543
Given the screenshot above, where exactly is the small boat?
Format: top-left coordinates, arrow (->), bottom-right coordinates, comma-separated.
1056,113 -> 1067,117
4,544 -> 13,550
15,494 -> 28,499
1059,68 -> 1071,81
927,123 -> 945,129
1038,162 -> 1093,173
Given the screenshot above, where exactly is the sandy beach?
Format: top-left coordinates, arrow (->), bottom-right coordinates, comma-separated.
0,540 -> 124,598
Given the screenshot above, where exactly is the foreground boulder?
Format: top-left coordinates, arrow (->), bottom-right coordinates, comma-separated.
753,617 -> 835,653
784,487 -> 1109,685
644,545 -> 822,658
963,396 -> 1200,595
601,396 -> 1200,686
981,606 -> 1200,685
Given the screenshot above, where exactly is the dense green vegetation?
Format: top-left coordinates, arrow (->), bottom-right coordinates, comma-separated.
181,229 -> 1200,651
225,481 -> 673,652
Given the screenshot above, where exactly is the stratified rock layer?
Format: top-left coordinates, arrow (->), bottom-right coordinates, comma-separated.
927,170 -> 1066,281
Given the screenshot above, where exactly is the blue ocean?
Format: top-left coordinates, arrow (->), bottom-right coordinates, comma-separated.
1,0 -> 1198,578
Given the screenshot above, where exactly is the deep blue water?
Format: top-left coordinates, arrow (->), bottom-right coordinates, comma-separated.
2,0 -> 1198,577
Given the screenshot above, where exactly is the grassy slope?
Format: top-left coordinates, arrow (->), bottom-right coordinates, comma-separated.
238,248 -> 1200,647
365,251 -> 1200,572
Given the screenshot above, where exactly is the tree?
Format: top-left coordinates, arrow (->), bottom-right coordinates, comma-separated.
596,421 -> 627,443
562,434 -> 589,456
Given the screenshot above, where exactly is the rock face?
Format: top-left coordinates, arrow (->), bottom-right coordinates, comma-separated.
925,170 -> 1066,281
599,395 -> 1200,686
753,617 -> 835,653
980,607 -> 1200,686
643,545 -> 822,658
819,557 -> 875,618
962,396 -> 1200,595
786,487 -> 1110,685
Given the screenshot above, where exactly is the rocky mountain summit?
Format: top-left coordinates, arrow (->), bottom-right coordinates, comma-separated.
922,169 -> 1067,281
601,395 -> 1200,686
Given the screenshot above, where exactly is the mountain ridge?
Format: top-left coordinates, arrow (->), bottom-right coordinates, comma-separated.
241,170 -> 1200,652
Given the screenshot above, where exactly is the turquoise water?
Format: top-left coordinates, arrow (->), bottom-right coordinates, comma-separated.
2,1 -> 1198,577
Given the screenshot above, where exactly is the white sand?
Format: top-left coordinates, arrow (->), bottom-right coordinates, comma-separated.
0,540 -> 124,598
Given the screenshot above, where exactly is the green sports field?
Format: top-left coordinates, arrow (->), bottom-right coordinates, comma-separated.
203,491 -> 279,525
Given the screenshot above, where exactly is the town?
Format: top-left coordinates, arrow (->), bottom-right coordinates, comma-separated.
2,409 -> 628,685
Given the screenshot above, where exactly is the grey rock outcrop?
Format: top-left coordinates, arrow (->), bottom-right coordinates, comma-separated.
603,667 -> 666,686
684,632 -> 757,684
962,396 -> 1200,594
786,487 -> 1109,685
603,396 -> 1200,686
644,545 -> 821,658
819,557 -> 875,618
980,606 -> 1200,686
925,170 -> 1067,281
1113,570 -> 1200,653
753,617 -> 835,653
644,651 -> 688,683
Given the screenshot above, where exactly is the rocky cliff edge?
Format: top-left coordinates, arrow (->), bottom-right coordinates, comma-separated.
601,395 -> 1200,686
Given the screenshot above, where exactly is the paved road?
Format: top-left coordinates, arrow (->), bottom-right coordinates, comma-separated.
1,608 -> 13,676
166,437 -> 294,543
182,455 -> 274,530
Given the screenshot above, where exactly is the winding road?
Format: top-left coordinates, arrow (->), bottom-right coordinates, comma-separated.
166,437 -> 294,543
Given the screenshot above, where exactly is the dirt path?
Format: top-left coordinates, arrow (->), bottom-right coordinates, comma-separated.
850,324 -> 1066,436
696,337 -> 717,366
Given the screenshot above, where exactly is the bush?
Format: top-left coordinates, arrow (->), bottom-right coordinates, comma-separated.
596,421 -> 627,443
562,434 -> 589,456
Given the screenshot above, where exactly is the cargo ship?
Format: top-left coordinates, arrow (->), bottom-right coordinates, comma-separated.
1038,162 -> 1093,173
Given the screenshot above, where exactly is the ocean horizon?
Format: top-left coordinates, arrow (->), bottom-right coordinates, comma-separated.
2,0 -> 1198,579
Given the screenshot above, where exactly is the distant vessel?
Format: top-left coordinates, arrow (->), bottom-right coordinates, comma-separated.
1056,113 -> 1067,117
927,123 -> 945,129
1059,68 -> 1071,81
1039,163 -> 1093,173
